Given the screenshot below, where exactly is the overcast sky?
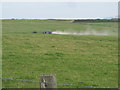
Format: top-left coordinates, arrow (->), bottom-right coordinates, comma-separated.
2,2 -> 118,19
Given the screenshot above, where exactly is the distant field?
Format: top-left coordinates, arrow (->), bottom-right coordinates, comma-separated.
2,19 -> 118,88
2,19 -> 118,34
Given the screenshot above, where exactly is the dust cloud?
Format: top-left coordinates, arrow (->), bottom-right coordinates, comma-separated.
52,30 -> 111,36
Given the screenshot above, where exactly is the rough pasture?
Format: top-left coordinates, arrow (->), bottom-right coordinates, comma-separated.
2,19 -> 118,88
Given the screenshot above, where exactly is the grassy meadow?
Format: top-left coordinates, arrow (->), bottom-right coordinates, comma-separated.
2,19 -> 118,88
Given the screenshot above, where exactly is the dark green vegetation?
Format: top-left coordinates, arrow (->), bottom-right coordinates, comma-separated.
73,19 -> 119,23
2,19 -> 118,88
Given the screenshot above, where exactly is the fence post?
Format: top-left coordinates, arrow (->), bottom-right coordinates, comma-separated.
40,74 -> 57,89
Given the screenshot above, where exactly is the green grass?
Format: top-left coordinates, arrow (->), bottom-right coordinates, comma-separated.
2,19 -> 118,34
2,19 -> 118,88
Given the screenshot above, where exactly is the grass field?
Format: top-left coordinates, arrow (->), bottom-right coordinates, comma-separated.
2,19 -> 118,88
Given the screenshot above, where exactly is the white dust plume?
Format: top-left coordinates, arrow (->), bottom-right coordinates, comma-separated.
52,30 -> 110,36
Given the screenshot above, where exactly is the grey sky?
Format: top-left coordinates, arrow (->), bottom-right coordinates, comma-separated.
2,2 -> 118,19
